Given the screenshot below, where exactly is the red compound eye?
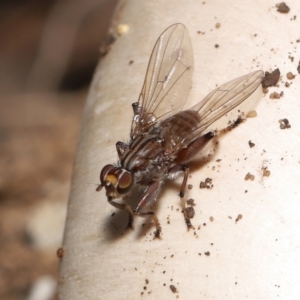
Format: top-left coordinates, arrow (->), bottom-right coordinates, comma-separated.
117,170 -> 133,194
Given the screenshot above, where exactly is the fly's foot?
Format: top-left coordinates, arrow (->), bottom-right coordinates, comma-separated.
136,210 -> 162,239
127,214 -> 134,230
126,223 -> 135,231
187,223 -> 195,231
154,225 -> 162,239
185,218 -> 195,231
182,206 -> 195,231
152,214 -> 162,239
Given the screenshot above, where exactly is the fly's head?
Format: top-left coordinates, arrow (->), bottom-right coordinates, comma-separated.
97,164 -> 133,200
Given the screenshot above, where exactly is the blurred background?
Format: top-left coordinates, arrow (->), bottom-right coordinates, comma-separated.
0,0 -> 117,299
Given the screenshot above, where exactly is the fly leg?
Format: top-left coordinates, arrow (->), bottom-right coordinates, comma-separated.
168,164 -> 194,231
133,181 -> 162,239
171,131 -> 216,231
107,197 -> 135,230
175,131 -> 216,164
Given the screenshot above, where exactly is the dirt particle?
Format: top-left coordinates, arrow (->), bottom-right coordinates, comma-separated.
184,206 -> 195,219
187,184 -> 193,190
297,61 -> 300,74
204,251 -> 210,256
245,172 -> 255,181
279,118 -> 291,129
262,69 -> 280,88
167,215 -> 170,224
209,216 -> 214,222
276,2 -> 290,13
262,87 -> 269,94
215,44 -> 219,48
269,91 -> 283,99
170,285 -> 177,293
235,214 -> 243,223
262,167 -> 271,177
186,198 -> 195,206
199,178 -> 213,189
215,22 -> 221,29
286,72 -> 295,79
99,34 -> 116,57
57,247 -> 64,259
248,140 -> 255,148
247,110 -> 257,118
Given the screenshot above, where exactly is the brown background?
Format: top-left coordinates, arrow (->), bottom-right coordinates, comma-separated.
0,1 -> 117,299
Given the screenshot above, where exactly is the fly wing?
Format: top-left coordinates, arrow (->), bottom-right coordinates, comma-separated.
130,23 -> 193,139
163,70 -> 264,154
190,70 -> 264,139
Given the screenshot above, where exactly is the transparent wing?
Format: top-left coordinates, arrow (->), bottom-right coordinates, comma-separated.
162,70 -> 264,153
130,23 -> 193,139
192,70 -> 264,133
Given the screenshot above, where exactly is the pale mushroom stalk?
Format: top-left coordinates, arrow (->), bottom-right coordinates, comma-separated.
58,1 -> 300,299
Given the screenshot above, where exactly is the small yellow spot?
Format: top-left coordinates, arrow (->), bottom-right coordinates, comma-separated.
106,174 -> 117,185
117,24 -> 129,36
247,110 -> 257,118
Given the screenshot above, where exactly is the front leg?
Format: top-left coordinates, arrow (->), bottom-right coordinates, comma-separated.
133,181 -> 162,239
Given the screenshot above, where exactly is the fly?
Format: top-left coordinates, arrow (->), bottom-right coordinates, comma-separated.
97,23 -> 263,238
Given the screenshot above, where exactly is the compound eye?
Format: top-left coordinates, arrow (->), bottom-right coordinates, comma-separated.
117,171 -> 133,194
100,164 -> 115,184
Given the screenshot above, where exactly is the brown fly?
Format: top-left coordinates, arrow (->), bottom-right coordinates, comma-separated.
97,23 -> 263,238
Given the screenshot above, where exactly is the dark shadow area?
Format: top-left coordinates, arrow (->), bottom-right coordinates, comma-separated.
99,184 -> 159,241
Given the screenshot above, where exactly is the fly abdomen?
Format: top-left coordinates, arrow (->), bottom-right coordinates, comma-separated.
161,110 -> 201,153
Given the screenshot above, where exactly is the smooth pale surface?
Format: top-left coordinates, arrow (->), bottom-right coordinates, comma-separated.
58,0 -> 300,299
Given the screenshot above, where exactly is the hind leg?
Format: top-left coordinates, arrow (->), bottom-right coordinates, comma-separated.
171,131 -> 216,230
168,164 -> 194,230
